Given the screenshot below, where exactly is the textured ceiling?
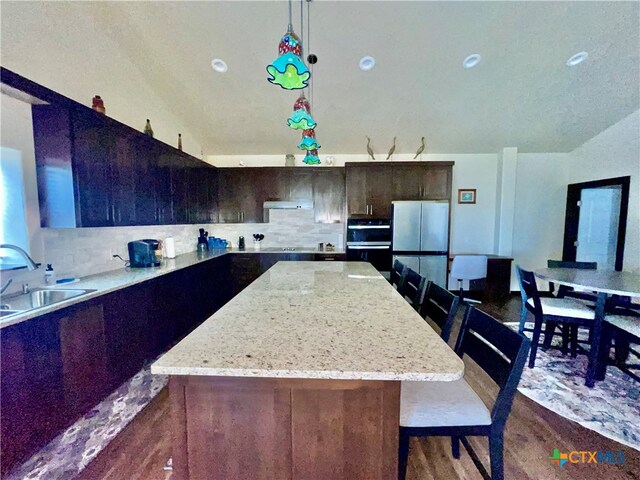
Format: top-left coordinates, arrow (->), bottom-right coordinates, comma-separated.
6,1 -> 640,154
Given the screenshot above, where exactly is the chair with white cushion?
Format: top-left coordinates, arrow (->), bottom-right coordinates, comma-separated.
600,313 -> 640,382
399,306 -> 530,480
450,255 -> 488,304
516,266 -> 595,367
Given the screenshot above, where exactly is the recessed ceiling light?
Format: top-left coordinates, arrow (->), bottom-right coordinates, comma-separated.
566,51 -> 588,67
463,54 -> 481,69
211,59 -> 228,73
359,56 -> 375,71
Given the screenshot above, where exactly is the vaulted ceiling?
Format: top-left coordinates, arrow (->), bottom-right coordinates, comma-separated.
3,1 -> 639,155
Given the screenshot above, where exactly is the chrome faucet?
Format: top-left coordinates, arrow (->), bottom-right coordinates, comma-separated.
0,278 -> 13,295
0,244 -> 39,271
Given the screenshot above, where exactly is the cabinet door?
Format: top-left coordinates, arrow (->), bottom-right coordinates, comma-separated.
58,302 -> 110,416
206,167 -> 219,223
346,165 -> 369,216
392,165 -> 423,201
366,165 -> 393,218
313,168 -> 345,223
218,169 -> 242,223
188,162 -> 211,224
155,152 -> 175,225
134,135 -> 160,225
171,159 -> 191,225
111,132 -> 137,225
71,109 -> 114,227
0,315 -> 64,474
288,168 -> 313,200
421,165 -> 452,200
32,105 -> 77,228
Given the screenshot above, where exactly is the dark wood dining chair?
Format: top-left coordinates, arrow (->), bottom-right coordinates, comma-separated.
600,312 -> 640,382
419,281 -> 460,342
517,266 -> 595,366
390,259 -> 407,289
397,267 -> 427,310
399,306 -> 530,480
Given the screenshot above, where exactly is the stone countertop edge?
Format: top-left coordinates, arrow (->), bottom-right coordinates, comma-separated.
0,248 -> 344,330
148,366 -> 464,382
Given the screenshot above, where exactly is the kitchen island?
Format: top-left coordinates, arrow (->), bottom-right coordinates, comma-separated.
152,261 -> 464,480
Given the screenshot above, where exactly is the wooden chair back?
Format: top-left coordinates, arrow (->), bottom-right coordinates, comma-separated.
397,267 -> 427,309
454,306 -> 530,428
419,281 -> 460,342
390,259 -> 406,288
516,265 -> 542,315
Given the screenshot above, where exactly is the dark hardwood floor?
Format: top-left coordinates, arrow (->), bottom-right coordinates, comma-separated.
77,296 -> 639,480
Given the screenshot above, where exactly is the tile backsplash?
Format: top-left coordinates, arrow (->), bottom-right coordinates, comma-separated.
2,209 -> 343,293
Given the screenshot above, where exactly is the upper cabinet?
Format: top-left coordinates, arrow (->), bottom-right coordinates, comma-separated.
217,167 -> 346,224
31,104 -> 217,228
346,162 -> 453,219
346,164 -> 394,218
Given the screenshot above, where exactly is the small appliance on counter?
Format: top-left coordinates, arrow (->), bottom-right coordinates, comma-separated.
197,228 -> 209,253
238,236 -> 246,250
128,239 -> 161,268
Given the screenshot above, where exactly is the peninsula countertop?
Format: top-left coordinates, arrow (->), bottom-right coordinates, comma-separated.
151,261 -> 464,382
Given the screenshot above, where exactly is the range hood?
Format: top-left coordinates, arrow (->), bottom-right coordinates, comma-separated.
263,200 -> 313,222
263,200 -> 313,210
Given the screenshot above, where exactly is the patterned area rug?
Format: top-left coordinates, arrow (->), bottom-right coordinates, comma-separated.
6,365 -> 167,480
507,322 -> 640,450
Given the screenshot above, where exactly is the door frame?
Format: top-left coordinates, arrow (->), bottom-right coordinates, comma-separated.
562,176 -> 630,271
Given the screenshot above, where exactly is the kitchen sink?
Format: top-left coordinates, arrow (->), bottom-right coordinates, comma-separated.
29,289 -> 93,308
0,288 -> 96,319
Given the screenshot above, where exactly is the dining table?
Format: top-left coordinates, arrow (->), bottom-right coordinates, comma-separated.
534,268 -> 640,387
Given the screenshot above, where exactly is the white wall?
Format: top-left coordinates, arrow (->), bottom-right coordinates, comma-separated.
0,2 -> 203,159
511,153 -> 570,288
566,109 -> 640,273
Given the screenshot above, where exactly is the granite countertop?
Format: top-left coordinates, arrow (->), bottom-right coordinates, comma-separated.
151,261 -> 464,382
0,247 -> 344,329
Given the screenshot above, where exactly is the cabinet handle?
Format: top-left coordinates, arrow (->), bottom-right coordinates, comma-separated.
241,211 -> 244,222
111,204 -> 116,223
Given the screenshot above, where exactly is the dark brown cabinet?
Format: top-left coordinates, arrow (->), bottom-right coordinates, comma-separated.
0,254 -> 232,475
347,162 -> 453,219
346,164 -> 394,218
218,168 -> 263,223
392,163 -> 452,201
313,168 -> 345,223
32,104 -> 218,228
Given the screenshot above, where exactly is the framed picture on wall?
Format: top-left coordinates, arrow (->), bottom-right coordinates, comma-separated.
458,189 -> 476,204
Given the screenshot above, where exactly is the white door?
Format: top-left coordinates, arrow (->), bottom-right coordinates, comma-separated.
576,186 -> 622,270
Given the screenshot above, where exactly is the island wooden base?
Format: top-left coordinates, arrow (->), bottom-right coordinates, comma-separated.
169,376 -> 400,480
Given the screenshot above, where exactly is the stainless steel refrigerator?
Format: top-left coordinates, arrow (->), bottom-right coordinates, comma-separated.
392,201 -> 449,288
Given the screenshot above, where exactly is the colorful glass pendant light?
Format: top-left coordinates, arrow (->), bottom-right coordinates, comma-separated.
298,129 -> 320,150
266,0 -> 310,90
303,149 -> 321,165
287,92 -> 316,130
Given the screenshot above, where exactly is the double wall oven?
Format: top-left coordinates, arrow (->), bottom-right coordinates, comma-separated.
346,218 -> 392,278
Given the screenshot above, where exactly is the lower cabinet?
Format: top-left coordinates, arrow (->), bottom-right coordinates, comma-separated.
0,255 -> 231,476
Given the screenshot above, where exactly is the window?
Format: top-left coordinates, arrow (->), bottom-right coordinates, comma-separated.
0,146 -> 30,267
